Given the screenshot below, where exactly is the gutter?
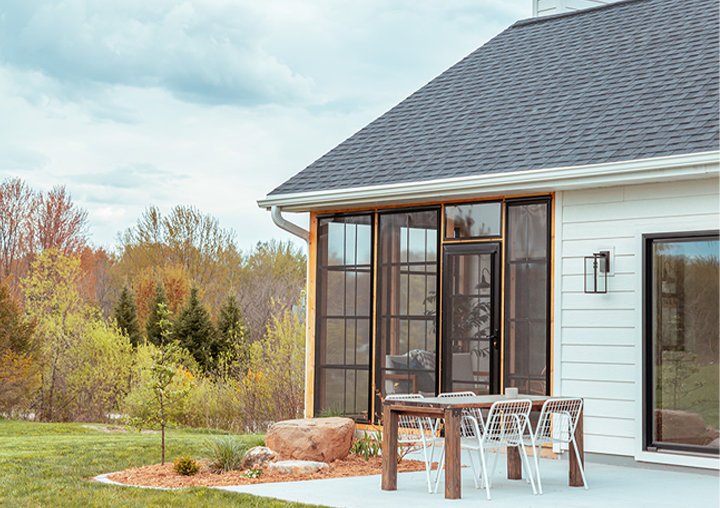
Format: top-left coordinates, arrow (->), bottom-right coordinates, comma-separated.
258,151 -> 719,212
270,205 -> 309,242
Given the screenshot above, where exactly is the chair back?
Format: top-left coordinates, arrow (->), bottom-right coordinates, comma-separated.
385,393 -> 433,441
534,397 -> 583,444
438,391 -> 484,437
483,399 -> 532,446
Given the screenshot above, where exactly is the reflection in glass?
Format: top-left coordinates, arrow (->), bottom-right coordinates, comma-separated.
316,215 -> 372,419
444,248 -> 497,395
445,202 -> 502,239
650,237 -> 719,452
504,201 -> 549,395
377,210 -> 439,402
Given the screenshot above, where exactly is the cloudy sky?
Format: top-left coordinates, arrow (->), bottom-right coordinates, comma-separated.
0,0 -> 530,253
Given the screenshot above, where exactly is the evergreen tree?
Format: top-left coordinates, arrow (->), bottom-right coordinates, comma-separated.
146,283 -> 168,346
173,287 -> 217,371
216,293 -> 249,371
114,286 -> 142,347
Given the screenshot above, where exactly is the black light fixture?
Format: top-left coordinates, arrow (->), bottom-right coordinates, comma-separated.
584,251 -> 610,294
478,267 -> 491,290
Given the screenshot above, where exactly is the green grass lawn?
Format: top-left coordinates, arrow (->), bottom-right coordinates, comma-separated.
0,419 -> 323,508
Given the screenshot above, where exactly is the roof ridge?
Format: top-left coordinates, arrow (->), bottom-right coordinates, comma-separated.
512,0 -> 649,28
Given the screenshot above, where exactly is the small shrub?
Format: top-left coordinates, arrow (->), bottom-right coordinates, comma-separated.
173,455 -> 200,476
318,406 -> 344,418
351,431 -> 381,461
243,465 -> 263,478
204,436 -> 250,473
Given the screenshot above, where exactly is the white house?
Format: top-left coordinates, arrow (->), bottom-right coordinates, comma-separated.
259,0 -> 720,469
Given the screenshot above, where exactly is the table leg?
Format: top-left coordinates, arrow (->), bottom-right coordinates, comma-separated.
444,408 -> 462,499
381,406 -> 398,491
569,405 -> 584,487
507,446 -> 522,480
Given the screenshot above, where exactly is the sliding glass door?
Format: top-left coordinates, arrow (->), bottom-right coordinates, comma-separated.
645,232 -> 719,454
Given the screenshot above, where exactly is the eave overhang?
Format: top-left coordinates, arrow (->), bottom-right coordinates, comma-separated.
258,151 -> 720,212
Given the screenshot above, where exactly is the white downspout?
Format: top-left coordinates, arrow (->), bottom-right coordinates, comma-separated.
270,205 -> 309,242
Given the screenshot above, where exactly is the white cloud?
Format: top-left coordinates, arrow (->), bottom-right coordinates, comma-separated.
0,0 -> 529,251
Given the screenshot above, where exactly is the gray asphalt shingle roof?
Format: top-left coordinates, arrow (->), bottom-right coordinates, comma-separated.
269,0 -> 719,196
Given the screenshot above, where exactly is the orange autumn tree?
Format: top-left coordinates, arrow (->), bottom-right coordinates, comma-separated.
0,282 -> 38,415
161,263 -> 190,315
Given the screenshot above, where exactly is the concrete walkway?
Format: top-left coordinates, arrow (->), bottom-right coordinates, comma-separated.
217,451 -> 719,508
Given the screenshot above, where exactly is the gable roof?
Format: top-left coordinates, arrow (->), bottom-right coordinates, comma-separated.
267,0 -> 719,200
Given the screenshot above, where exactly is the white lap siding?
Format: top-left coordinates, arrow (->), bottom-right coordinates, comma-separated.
554,177 -> 720,462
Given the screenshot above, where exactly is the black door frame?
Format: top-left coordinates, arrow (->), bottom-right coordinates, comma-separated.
441,241 -> 502,394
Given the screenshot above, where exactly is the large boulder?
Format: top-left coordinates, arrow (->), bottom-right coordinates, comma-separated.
241,446 -> 277,469
268,460 -> 329,475
265,417 -> 354,462
655,409 -> 710,445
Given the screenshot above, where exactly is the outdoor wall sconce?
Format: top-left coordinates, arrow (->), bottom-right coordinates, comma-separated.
584,251 -> 610,294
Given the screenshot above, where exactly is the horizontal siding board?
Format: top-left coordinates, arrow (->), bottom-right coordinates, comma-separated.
561,291 -> 636,310
561,345 -> 635,364
561,238 -> 636,257
562,186 -> 624,206
563,194 -> 720,223
561,380 -> 635,400
621,178 -> 720,201
584,416 -> 635,437
562,362 -> 636,382
584,435 -> 634,455
583,398 -> 635,419
561,309 -> 636,327
561,326 -> 638,346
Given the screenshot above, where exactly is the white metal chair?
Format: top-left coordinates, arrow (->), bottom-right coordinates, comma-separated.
463,399 -> 539,500
384,393 -> 437,493
432,391 -> 486,492
525,397 -> 588,493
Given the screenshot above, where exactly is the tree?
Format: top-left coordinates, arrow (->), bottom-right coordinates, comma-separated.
0,282 -> 38,414
173,287 -> 217,371
236,240 -> 306,343
116,205 -> 242,316
0,178 -> 35,282
161,263 -> 190,315
31,186 -> 88,255
114,286 -> 142,347
21,249 -> 131,422
146,303 -> 189,464
145,283 -> 167,346
216,293 -> 249,372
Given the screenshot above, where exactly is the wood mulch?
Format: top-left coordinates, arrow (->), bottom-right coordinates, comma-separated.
105,455 -> 438,489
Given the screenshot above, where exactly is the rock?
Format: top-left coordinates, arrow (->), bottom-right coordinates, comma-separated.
241,446 -> 277,469
655,409 -> 708,445
267,460 -> 329,475
265,417 -> 354,462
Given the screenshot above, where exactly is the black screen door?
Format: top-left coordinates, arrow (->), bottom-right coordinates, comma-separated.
442,243 -> 501,394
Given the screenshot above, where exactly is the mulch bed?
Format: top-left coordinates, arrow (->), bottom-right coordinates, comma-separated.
105,455 -> 438,488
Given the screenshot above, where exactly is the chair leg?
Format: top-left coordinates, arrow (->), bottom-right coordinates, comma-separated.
420,436 -> 432,493
432,444 -> 445,494
571,438 -> 589,490
478,446 -> 491,500
533,444 -> 543,495
519,445 -> 537,495
466,447 -> 480,489
488,446 -> 500,488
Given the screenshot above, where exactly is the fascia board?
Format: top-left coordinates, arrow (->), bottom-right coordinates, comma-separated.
258,151 -> 720,212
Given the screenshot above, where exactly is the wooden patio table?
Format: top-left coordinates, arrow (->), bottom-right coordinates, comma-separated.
381,394 -> 584,499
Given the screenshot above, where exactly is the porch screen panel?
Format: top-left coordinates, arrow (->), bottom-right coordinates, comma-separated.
648,235 -> 719,453
315,215 -> 372,419
376,209 -> 439,404
504,201 -> 550,395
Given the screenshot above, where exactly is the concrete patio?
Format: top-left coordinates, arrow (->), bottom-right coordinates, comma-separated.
217,450 -> 719,508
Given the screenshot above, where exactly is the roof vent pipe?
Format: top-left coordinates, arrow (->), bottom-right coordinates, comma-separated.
270,205 -> 309,243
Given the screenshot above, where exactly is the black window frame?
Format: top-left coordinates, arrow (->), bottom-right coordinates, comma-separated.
314,211 -> 375,422
503,196 -> 552,395
374,206 -> 441,418
642,229 -> 720,455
